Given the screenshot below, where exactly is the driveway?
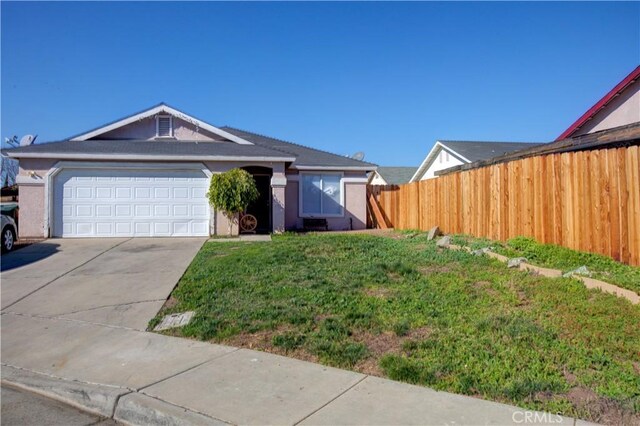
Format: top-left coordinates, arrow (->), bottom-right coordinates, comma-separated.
1,238 -> 205,330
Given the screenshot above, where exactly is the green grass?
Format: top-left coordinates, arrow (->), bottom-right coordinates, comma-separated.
153,233 -> 640,424
451,234 -> 640,294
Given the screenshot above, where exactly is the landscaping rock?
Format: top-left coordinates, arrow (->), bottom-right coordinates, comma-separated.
472,247 -> 491,256
507,257 -> 527,268
436,236 -> 451,248
426,226 -> 442,241
563,266 -> 591,278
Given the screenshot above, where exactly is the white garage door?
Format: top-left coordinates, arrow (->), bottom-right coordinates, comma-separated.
53,168 -> 210,237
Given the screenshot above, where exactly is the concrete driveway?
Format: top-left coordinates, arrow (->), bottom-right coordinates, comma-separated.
1,238 -> 205,330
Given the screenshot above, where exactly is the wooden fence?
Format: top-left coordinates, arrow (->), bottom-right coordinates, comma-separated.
368,145 -> 640,266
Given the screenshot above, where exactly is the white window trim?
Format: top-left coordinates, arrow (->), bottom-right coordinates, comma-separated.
156,115 -> 173,138
298,171 -> 344,218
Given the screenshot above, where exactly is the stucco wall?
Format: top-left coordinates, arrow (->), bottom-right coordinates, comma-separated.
96,116 -> 224,141
16,185 -> 45,238
284,171 -> 367,231
14,157 -> 367,237
574,79 -> 640,136
16,159 -> 59,238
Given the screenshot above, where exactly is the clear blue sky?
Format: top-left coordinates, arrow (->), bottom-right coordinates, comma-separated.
2,2 -> 638,166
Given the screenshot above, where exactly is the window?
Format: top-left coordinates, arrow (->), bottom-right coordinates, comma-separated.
300,173 -> 343,216
156,116 -> 173,137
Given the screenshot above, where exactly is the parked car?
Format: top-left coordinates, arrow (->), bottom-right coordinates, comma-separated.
1,214 -> 17,252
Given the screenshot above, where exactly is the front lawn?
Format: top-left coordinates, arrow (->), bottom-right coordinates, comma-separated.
152,233 -> 640,424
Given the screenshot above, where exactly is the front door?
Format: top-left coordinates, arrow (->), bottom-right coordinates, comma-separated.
245,175 -> 271,234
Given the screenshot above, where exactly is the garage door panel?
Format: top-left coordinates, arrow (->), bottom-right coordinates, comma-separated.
53,168 -> 210,237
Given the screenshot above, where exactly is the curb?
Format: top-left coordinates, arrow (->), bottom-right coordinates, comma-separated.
1,364 -> 128,418
115,393 -> 228,426
1,364 -> 226,426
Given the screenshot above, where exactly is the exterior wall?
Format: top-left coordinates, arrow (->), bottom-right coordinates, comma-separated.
574,79 -> 640,136
96,116 -> 225,141
284,171 -> 368,231
420,148 -> 465,180
14,157 -> 368,237
17,185 -> 45,238
368,171 -> 388,185
16,159 -> 59,238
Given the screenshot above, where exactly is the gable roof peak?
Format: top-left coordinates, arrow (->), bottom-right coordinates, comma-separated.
69,103 -> 254,145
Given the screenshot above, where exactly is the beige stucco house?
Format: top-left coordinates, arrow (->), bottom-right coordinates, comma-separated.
6,104 -> 376,238
557,65 -> 640,139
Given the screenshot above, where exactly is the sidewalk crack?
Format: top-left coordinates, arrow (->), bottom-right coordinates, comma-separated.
293,375 -> 368,425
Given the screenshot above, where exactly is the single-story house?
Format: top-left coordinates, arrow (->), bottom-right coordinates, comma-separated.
5,103 -> 376,238
409,140 -> 541,182
368,166 -> 417,186
556,65 -> 639,139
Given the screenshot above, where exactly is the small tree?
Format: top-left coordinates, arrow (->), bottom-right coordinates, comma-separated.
207,168 -> 259,236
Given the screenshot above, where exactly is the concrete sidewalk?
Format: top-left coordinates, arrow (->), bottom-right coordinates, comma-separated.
0,312 -> 592,425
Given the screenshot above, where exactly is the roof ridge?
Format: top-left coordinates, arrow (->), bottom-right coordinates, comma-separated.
221,125 -> 375,166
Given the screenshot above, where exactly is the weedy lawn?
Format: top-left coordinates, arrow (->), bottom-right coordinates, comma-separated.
450,234 -> 640,294
152,232 -> 640,424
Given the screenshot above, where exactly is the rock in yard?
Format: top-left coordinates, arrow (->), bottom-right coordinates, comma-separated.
563,265 -> 591,278
507,257 -> 527,268
472,247 -> 491,256
436,236 -> 451,248
154,311 -> 195,331
427,226 -> 442,241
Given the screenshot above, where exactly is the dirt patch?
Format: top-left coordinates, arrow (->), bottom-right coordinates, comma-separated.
162,296 -> 179,310
562,368 -> 577,385
565,387 -> 640,425
405,326 -> 431,340
224,326 -> 319,363
352,327 -> 432,377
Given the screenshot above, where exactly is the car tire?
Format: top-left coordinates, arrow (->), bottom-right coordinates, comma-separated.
2,226 -> 16,253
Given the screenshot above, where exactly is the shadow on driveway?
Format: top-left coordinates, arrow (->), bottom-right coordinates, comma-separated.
1,243 -> 60,272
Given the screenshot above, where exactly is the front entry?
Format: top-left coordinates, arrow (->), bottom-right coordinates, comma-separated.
244,169 -> 272,234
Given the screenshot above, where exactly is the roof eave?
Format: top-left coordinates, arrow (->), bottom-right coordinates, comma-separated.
6,152 -> 296,162
556,65 -> 640,140
292,165 -> 377,171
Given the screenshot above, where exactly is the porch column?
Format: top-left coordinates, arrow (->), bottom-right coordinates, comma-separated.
271,173 -> 286,233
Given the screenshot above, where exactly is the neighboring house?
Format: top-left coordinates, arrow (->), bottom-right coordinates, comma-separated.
5,103 -> 376,238
409,140 -> 540,182
557,65 -> 640,140
368,167 -> 417,185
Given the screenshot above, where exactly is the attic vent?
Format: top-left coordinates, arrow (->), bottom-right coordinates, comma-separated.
157,116 -> 173,137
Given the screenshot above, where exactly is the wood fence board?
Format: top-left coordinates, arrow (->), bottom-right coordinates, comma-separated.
368,146 -> 640,265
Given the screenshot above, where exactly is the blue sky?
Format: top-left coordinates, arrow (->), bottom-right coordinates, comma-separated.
2,2 -> 638,166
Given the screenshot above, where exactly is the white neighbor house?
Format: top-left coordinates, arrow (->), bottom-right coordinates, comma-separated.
409,140 -> 540,182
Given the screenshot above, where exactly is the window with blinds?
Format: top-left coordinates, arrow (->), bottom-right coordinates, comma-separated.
156,116 -> 173,137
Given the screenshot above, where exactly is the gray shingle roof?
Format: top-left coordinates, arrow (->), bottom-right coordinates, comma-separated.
441,141 -> 543,162
375,167 -> 417,185
4,139 -> 294,159
220,126 -> 377,169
